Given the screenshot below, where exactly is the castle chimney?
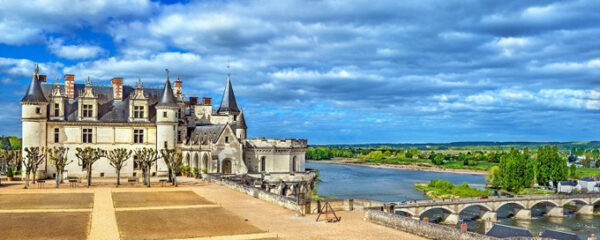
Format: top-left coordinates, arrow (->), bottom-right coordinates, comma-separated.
189,97 -> 198,105
111,77 -> 123,100
39,75 -> 47,82
202,97 -> 212,105
64,74 -> 75,99
173,76 -> 182,98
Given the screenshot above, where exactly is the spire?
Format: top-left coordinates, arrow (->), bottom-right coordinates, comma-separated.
237,110 -> 247,129
217,75 -> 240,114
156,68 -> 178,108
21,64 -> 48,103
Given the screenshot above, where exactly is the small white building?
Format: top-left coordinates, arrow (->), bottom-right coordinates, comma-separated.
578,177 -> 600,193
557,181 -> 577,193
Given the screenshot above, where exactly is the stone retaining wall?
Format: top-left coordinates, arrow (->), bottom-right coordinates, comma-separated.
363,210 -> 555,240
364,209 -> 498,240
208,176 -> 304,214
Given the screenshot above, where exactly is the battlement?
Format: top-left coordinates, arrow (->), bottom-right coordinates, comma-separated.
245,138 -> 307,148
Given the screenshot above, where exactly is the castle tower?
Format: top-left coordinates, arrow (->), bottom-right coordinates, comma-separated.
21,65 -> 48,174
155,69 -> 179,174
236,110 -> 247,139
217,75 -> 240,115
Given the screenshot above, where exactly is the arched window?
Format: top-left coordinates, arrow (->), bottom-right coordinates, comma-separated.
260,156 -> 266,172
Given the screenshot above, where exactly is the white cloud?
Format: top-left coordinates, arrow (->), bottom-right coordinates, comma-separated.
496,37 -> 530,56
538,58 -> 600,72
0,57 -> 63,77
48,39 -> 104,59
0,0 -> 154,44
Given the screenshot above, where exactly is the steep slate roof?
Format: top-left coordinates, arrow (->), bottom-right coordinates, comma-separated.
559,181 -> 577,186
40,83 -> 162,122
580,177 -> 600,182
486,224 -> 533,238
156,78 -> 178,107
186,124 -> 226,145
540,230 -> 581,240
21,67 -> 48,103
217,76 -> 240,113
237,111 -> 247,129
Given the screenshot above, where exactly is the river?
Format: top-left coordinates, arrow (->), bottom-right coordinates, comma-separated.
307,161 -> 600,239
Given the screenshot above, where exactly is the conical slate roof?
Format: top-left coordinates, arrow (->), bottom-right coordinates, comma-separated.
237,111 -> 247,129
156,77 -> 178,108
21,65 -> 48,103
217,76 -> 240,113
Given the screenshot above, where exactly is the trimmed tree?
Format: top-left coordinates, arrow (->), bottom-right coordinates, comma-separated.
107,148 -> 132,187
161,149 -> 183,187
23,147 -> 46,189
48,147 -> 72,188
0,150 -> 6,185
134,148 -> 160,187
75,147 -> 106,188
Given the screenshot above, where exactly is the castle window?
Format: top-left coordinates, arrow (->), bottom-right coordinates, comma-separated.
35,107 -> 41,114
54,128 -> 59,143
82,128 -> 93,143
261,157 -> 266,172
164,141 -> 168,148
133,106 -> 144,119
292,156 -> 297,173
177,131 -> 182,143
234,115 -> 237,121
225,136 -> 229,143
134,129 -> 144,144
54,103 -> 59,116
163,111 -> 167,118
82,104 -> 93,118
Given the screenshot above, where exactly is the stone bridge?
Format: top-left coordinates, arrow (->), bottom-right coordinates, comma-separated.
390,194 -> 600,225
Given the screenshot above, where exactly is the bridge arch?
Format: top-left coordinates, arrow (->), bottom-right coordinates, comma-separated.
562,199 -> 589,206
591,198 -> 600,205
394,209 -> 416,217
530,200 -> 559,209
458,203 -> 493,214
495,202 -> 526,212
419,206 -> 456,220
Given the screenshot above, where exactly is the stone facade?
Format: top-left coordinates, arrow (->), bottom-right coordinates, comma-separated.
21,66 -> 311,184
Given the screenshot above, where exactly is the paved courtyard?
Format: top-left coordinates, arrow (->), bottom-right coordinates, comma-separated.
0,180 -> 425,240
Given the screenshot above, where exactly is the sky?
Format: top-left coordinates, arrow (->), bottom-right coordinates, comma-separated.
1,0 -> 600,144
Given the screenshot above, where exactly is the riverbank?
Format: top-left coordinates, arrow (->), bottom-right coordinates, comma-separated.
308,159 -> 488,175
414,179 -> 489,200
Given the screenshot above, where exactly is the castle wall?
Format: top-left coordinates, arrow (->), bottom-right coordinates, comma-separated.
45,123 -> 157,177
244,138 -> 307,173
212,126 -> 245,174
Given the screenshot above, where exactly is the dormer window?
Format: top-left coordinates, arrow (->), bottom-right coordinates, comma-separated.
133,106 -> 144,119
35,107 -> 41,114
53,103 -> 59,116
225,136 -> 230,143
82,104 -> 93,118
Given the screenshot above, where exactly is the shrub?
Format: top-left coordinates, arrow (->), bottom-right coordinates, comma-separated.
180,165 -> 190,176
192,167 -> 199,177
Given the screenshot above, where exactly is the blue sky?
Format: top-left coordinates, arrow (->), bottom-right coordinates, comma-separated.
1,0 -> 600,144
